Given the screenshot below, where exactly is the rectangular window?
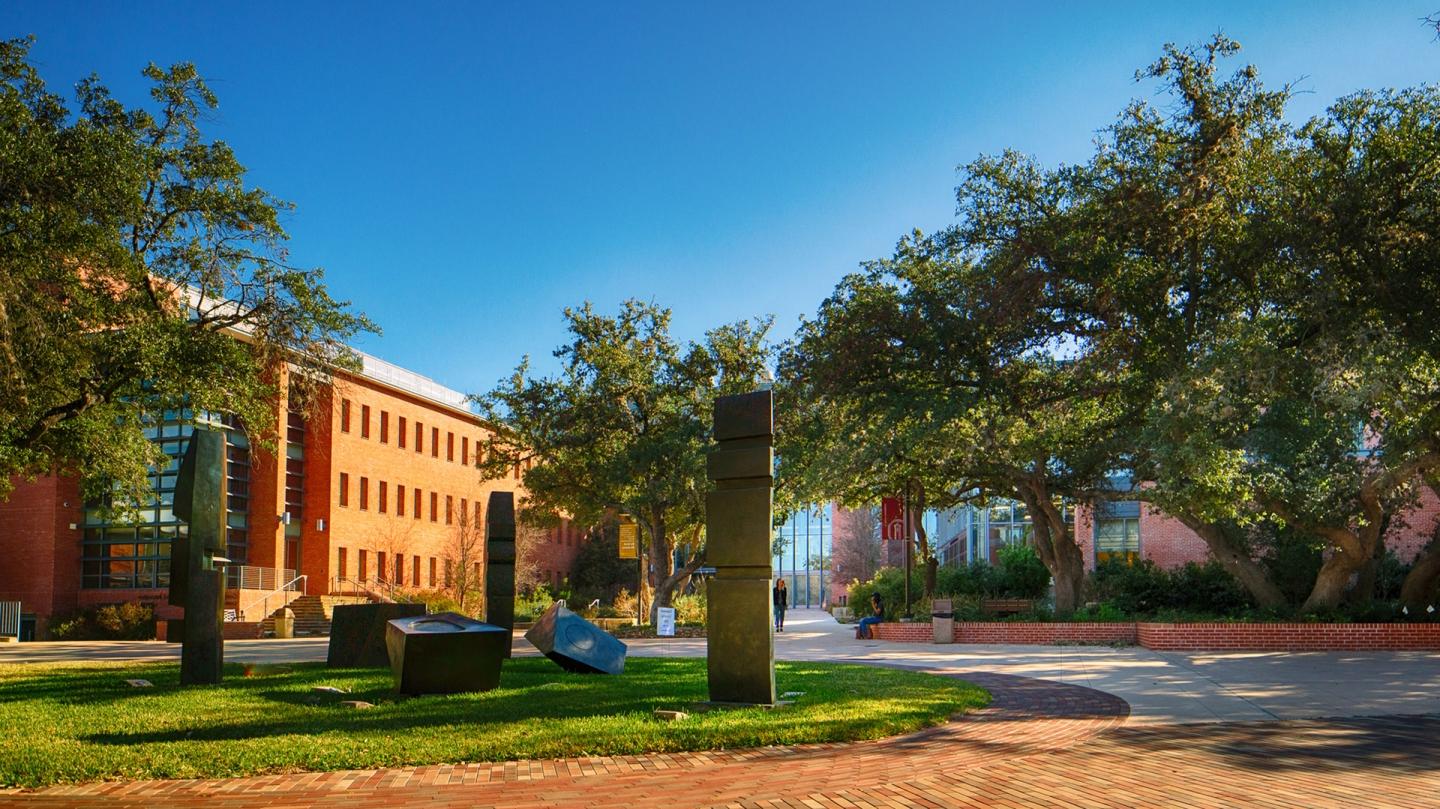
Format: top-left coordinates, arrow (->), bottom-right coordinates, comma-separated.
397,484 -> 406,517
378,481 -> 388,513
412,555 -> 420,587
474,500 -> 482,525
414,488 -> 422,520
430,491 -> 438,522
380,411 -> 389,443
340,399 -> 351,433
338,472 -> 349,507
398,416 -> 407,448
431,427 -> 439,458
429,557 -> 437,587
514,462 -> 521,480
1096,518 -> 1141,565
415,422 -> 423,453
361,404 -> 371,438
359,476 -> 369,510
462,436 -> 469,465
447,432 -> 455,461
378,551 -> 388,582
395,554 -> 404,584
337,547 -> 348,578
475,437 -> 483,467
445,560 -> 453,588
359,549 -> 368,580
446,495 -> 454,525
460,497 -> 468,526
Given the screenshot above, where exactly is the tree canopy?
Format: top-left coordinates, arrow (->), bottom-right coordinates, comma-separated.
0,37 -> 373,502
779,35 -> 1440,613
475,300 -> 771,622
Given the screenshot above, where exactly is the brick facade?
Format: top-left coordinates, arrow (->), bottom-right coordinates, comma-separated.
0,353 -> 589,638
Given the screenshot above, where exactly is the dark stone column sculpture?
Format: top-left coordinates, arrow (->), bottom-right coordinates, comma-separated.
169,428 -> 227,685
705,389 -> 777,706
485,491 -> 517,658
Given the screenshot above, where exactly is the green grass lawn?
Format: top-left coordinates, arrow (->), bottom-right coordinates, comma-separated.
0,657 -> 987,788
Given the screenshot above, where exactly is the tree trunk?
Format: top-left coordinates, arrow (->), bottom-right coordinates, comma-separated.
1017,476 -> 1085,616
1400,522 -> 1440,609
908,487 -> 936,597
645,509 -> 673,625
1301,551 -> 1366,613
1347,516 -> 1389,606
1174,514 -> 1288,609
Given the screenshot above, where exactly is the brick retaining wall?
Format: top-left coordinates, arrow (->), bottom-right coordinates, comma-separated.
869,620 -> 1440,650
1138,622 -> 1440,651
871,622 -> 1135,645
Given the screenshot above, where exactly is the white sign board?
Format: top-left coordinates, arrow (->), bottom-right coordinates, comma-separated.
656,606 -> 676,637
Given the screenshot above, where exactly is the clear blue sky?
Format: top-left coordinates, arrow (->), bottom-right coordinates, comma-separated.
7,2 -> 1438,395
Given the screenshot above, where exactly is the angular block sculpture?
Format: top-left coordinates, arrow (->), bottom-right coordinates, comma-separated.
525,601 -> 627,674
705,389 -> 777,706
384,611 -> 509,695
170,428 -> 228,686
327,603 -> 426,668
485,491 -> 517,658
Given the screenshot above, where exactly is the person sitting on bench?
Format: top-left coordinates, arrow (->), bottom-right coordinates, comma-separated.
856,592 -> 884,639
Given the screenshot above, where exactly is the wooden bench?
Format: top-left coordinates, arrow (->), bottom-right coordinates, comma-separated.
981,598 -> 1036,617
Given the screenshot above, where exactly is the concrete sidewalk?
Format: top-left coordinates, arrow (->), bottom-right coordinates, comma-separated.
4,608 -> 1437,725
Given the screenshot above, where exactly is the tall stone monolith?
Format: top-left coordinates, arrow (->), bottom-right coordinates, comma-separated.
485,491 -> 517,658
705,389 -> 777,706
169,428 -> 227,685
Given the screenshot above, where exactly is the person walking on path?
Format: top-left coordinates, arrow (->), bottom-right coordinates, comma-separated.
773,577 -> 789,632
857,591 -> 884,639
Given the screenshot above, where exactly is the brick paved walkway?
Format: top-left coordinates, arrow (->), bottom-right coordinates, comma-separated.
5,670 -> 1438,808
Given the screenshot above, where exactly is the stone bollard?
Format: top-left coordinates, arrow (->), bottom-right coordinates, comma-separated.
273,608 -> 295,639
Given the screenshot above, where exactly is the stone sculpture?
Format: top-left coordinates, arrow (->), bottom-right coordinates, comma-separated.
384,611 -> 509,694
485,491 -> 517,657
327,602 -> 426,668
169,428 -> 228,686
525,601 -> 627,675
704,389 -> 778,706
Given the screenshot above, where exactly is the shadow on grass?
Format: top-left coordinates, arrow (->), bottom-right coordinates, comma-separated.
70,659 -> 972,749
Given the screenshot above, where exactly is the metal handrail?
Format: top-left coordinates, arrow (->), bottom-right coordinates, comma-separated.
236,574 -> 306,622
330,575 -> 401,603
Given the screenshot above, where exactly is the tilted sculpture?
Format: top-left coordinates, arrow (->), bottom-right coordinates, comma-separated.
525,601 -> 627,675
485,491 -> 517,658
704,389 -> 777,706
169,428 -> 228,686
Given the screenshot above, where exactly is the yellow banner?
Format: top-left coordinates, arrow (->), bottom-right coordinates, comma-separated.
618,523 -> 639,559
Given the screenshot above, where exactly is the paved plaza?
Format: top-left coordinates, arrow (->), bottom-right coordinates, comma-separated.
2,610 -> 1438,807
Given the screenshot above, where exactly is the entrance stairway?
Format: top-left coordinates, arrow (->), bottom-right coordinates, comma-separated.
261,594 -> 372,637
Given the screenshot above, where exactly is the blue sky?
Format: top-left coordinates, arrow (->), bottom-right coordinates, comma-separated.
8,1 -> 1439,395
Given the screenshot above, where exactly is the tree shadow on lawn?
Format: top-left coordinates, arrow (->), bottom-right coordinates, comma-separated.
75,660 -> 957,748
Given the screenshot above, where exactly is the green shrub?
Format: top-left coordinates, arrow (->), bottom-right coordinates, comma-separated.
996,544 -> 1050,598
1088,558 -> 1253,618
513,585 -> 562,622
399,589 -> 464,616
49,603 -> 155,640
846,567 -> 907,620
935,562 -> 1001,598
672,593 -> 707,624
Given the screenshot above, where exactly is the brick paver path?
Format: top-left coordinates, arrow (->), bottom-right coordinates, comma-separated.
6,670 -> 1438,808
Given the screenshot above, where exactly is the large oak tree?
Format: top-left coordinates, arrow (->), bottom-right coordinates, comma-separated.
0,37 -> 372,502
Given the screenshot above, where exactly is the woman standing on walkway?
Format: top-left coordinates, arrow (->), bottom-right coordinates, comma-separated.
773,577 -> 789,632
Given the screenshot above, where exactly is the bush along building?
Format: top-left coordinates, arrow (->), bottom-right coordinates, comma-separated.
0,354 -> 586,640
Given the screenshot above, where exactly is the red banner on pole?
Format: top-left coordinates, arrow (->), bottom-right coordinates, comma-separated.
881,497 -> 904,541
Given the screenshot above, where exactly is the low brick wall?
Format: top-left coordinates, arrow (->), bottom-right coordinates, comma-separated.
870,621 -> 1135,645
869,620 -> 1440,650
1138,622 -> 1440,651
222,621 -> 262,640
956,622 -> 1137,645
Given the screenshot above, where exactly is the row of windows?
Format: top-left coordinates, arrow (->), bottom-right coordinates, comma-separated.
83,411 -> 252,587
336,472 -> 482,526
942,501 -> 1139,568
339,399 -> 524,479
336,546 -> 480,589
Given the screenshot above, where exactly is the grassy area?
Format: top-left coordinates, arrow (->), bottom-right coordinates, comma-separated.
0,657 -> 987,787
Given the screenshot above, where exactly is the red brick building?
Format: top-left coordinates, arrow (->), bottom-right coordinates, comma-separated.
0,352 -> 585,639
